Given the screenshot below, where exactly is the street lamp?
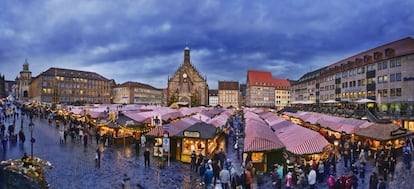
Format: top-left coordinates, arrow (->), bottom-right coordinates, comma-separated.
29,121 -> 35,158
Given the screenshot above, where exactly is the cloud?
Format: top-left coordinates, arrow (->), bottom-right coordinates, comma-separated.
0,0 -> 413,90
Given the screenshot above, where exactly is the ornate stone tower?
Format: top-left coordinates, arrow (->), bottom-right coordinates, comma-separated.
17,59 -> 32,101
167,45 -> 209,106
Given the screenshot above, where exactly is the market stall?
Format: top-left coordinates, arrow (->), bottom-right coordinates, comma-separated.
243,113 -> 285,173
98,115 -> 145,145
175,122 -> 223,163
355,123 -> 413,152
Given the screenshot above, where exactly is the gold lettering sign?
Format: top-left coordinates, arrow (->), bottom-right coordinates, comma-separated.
184,131 -> 200,138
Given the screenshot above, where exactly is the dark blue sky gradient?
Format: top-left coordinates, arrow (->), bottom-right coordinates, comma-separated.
0,0 -> 413,88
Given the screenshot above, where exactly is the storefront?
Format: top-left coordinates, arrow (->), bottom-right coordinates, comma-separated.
174,122 -> 223,163
99,115 -> 145,145
355,123 -> 413,152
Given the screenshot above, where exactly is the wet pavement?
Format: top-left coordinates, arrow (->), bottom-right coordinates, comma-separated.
1,113 -> 414,189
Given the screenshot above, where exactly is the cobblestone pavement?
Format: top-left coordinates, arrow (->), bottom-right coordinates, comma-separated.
1,114 -> 414,189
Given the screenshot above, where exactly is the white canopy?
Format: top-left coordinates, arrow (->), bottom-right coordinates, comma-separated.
355,98 -> 376,103
322,99 -> 338,104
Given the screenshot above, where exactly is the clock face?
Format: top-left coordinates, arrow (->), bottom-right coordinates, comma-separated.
183,73 -> 187,78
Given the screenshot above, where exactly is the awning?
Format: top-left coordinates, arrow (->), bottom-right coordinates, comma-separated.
355,123 -> 413,141
244,117 -> 285,152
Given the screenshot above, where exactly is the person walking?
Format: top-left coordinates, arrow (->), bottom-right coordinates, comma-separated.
219,168 -> 230,189
327,175 -> 335,189
198,162 -> 206,186
96,147 -> 101,167
135,139 -> 140,156
359,162 -> 366,184
285,170 -> 293,189
191,151 -> 197,171
369,172 -> 378,189
83,132 -> 88,147
204,167 -> 214,189
144,148 -> 150,167
308,168 -> 317,189
317,160 -> 325,183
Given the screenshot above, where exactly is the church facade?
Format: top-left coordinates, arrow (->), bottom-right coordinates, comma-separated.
15,59 -> 32,101
167,46 -> 209,106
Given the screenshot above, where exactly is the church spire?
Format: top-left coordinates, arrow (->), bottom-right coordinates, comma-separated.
184,43 -> 190,65
23,58 -> 29,71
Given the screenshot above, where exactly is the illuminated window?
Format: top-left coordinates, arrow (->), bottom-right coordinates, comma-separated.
251,152 -> 264,163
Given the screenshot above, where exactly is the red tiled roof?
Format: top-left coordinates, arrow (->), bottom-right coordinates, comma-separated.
247,70 -> 273,87
327,37 -> 414,69
247,70 -> 290,88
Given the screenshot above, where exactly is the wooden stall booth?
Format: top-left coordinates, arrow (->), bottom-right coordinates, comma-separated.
174,122 -> 223,163
98,115 -> 145,145
355,123 -> 413,153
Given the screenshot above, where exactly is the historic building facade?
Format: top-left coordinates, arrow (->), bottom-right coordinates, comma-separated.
0,74 -> 5,98
14,59 -> 32,101
218,81 -> 239,108
112,81 -> 163,105
246,70 -> 290,108
290,37 -> 414,129
167,46 -> 209,106
208,89 -> 219,107
29,67 -> 114,104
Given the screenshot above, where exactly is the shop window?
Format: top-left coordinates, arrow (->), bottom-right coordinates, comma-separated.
251,152 -> 264,163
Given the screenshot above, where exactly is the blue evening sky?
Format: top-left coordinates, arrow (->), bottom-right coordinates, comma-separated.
0,0 -> 413,89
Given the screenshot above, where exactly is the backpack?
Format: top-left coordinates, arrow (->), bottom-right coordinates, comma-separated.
231,174 -> 240,187
240,172 -> 247,185
328,176 -> 335,187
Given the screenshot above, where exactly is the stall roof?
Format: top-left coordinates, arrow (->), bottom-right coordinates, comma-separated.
355,123 -> 413,141
116,115 -> 142,127
284,111 -> 375,134
175,122 -> 218,139
262,114 -> 330,155
244,116 -> 285,152
146,117 -> 199,137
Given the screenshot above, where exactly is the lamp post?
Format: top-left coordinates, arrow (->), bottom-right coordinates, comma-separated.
29,121 -> 35,158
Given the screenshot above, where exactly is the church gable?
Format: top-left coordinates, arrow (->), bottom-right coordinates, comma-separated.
167,45 -> 209,106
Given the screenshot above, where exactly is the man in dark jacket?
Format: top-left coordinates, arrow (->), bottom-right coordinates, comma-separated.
144,148 -> 150,167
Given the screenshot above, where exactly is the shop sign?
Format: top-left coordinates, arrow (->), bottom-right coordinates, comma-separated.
184,131 -> 200,138
163,137 -> 170,152
404,77 -> 414,81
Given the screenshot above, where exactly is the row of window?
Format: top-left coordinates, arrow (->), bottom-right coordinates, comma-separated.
378,88 -> 402,97
325,58 -> 402,81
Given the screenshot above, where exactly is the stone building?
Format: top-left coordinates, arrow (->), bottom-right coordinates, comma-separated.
246,70 -> 290,107
167,46 -> 209,106
208,89 -> 218,107
218,81 -> 239,108
15,59 -> 32,101
30,67 -> 113,104
0,74 -> 5,98
112,81 -> 163,105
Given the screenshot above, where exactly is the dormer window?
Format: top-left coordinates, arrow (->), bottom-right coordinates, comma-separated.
374,52 -> 382,60
364,55 -> 371,63
385,48 -> 394,57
